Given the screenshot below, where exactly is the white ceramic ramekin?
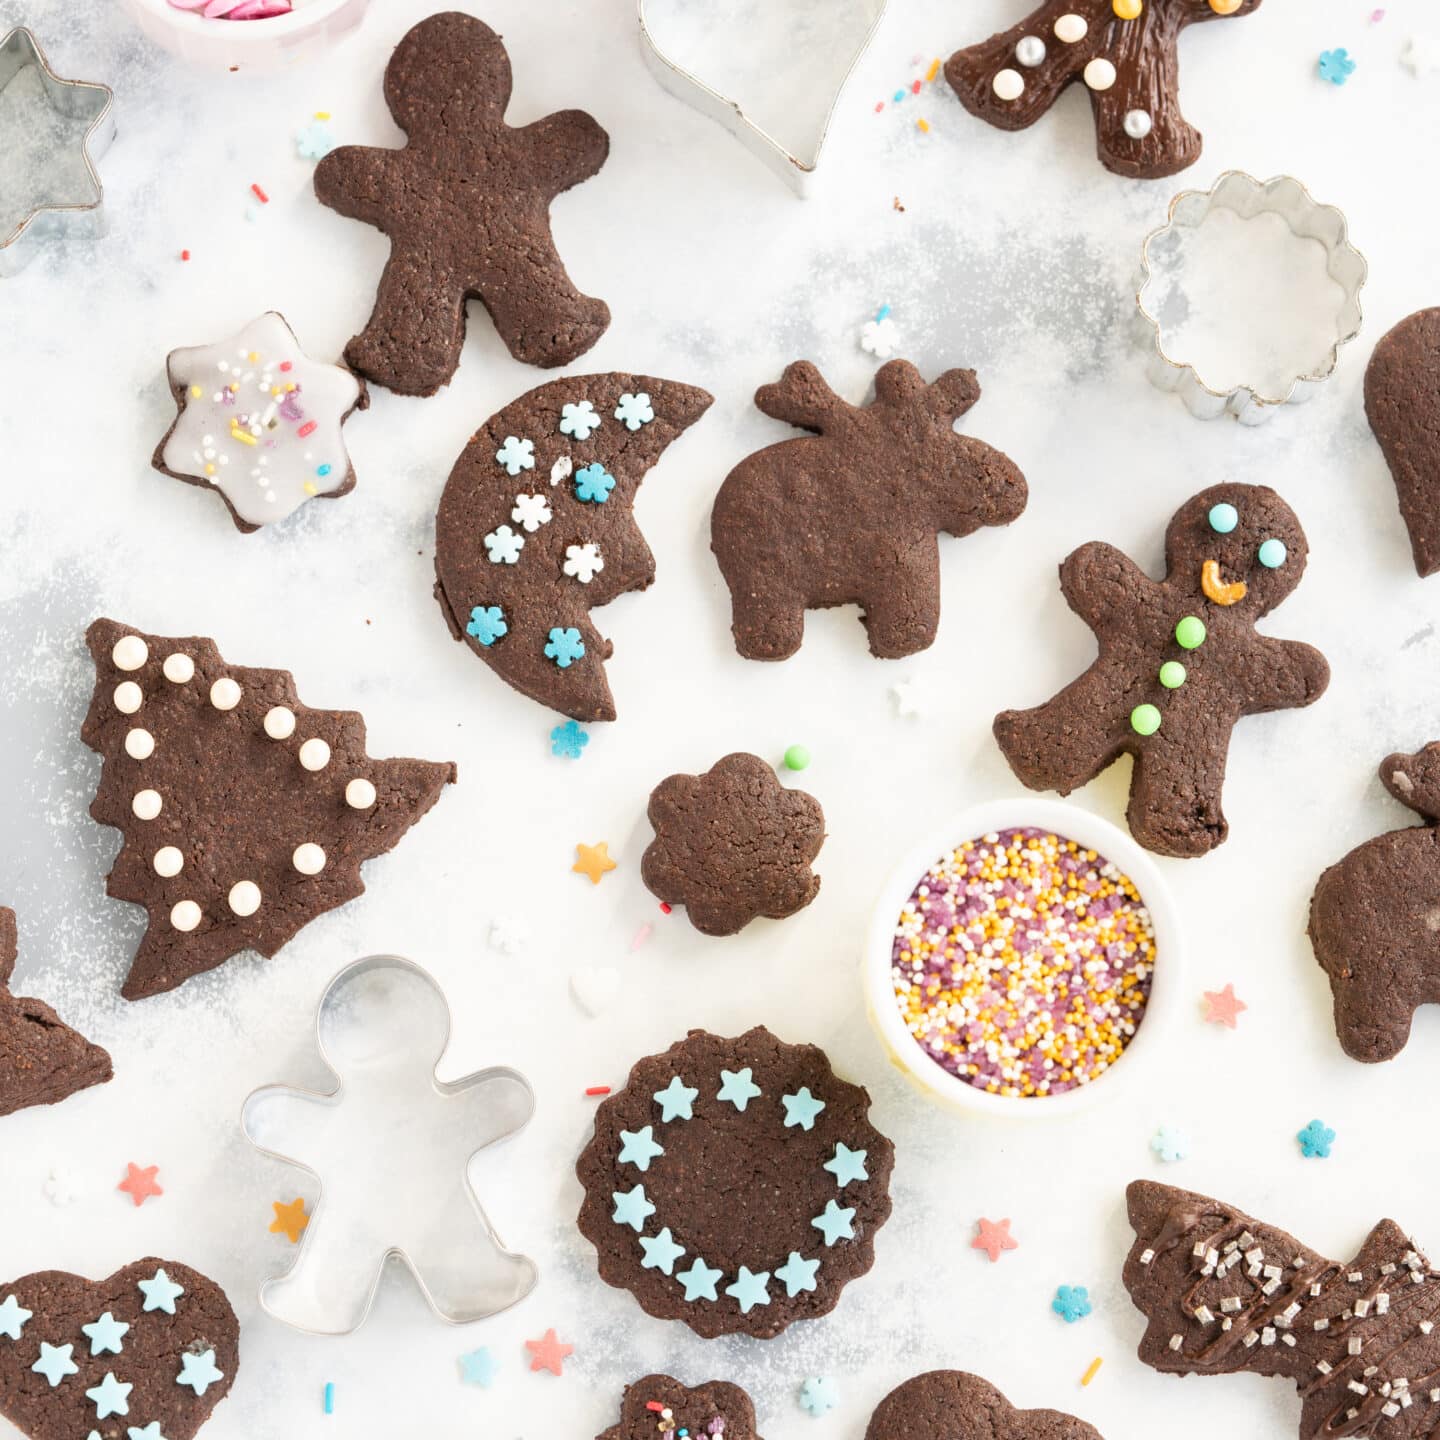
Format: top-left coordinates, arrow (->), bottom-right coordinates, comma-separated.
863,797 -> 1181,1120
120,0 -> 370,71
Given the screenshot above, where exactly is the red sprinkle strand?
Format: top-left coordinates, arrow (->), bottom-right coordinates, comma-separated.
180,249 -> 191,261
585,1085 -> 611,1097
646,1402 -> 665,1413
251,183 -> 270,203
297,420 -> 317,437
658,902 -> 672,915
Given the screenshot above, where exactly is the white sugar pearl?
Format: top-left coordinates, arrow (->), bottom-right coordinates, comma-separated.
992,67 -> 1025,101
1084,57 -> 1117,90
345,777 -> 377,810
113,682 -> 143,715
228,880 -> 262,917
1124,108 -> 1153,139
112,635 -> 148,671
210,677 -> 242,711
292,843 -> 327,876
264,706 -> 297,740
163,652 -> 195,684
125,728 -> 155,760
153,846 -> 184,878
170,899 -> 202,932
1054,12 -> 1088,42
298,738 -> 331,772
132,789 -> 162,820
1015,35 -> 1047,66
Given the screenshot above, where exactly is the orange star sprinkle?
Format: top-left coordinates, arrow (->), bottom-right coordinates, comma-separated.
573,841 -> 616,885
270,1197 -> 310,1244
971,1216 -> 1019,1263
1202,983 -> 1247,1029
525,1327 -> 573,1376
117,1162 -> 163,1207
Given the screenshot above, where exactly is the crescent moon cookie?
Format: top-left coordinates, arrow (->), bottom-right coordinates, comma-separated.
866,1372 -> 1104,1440
599,1376 -> 762,1440
80,619 -> 456,1000
576,1027 -> 894,1340
433,372 -> 712,722
153,312 -> 367,533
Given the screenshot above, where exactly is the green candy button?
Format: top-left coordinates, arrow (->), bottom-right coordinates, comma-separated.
1174,615 -> 1207,650
783,744 -> 811,772
1130,704 -> 1162,736
1159,661 -> 1187,689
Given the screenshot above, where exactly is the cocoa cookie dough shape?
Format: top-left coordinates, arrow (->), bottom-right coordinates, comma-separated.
867,1372 -> 1104,1440
600,1375 -> 762,1440
1124,1179 -> 1440,1440
314,11 -> 610,395
711,360 -> 1027,661
994,484 -> 1329,858
946,0 -> 1263,181
576,1027 -> 894,1340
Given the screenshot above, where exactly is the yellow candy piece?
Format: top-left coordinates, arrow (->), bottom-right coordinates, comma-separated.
1113,0 -> 1142,17
1208,0 -> 1243,10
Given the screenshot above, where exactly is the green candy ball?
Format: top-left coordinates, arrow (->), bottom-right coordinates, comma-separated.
1130,704 -> 1162,737
1158,661 -> 1187,690
1174,615 -> 1207,650
783,744 -> 811,772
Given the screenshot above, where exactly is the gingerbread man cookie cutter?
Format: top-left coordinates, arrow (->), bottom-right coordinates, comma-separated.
1136,171 -> 1367,424
240,954 -> 537,1335
636,0 -> 890,196
0,28 -> 116,277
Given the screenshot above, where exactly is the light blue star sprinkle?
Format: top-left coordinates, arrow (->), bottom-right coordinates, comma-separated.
716,1067 -> 762,1112
653,1075 -> 699,1123
31,1342 -> 79,1387
676,1258 -> 724,1303
823,1142 -> 869,1188
137,1269 -> 184,1315
176,1348 -> 224,1396
811,1199 -> 856,1247
724,1266 -> 771,1313
774,1251 -> 821,1298
86,1372 -> 133,1419
611,1184 -> 657,1232
127,1424 -> 165,1440
459,1346 -> 499,1387
0,1294 -> 32,1340
639,1227 -> 687,1276
617,1125 -> 665,1172
781,1087 -> 826,1131
800,1376 -> 841,1416
82,1312 -> 129,1356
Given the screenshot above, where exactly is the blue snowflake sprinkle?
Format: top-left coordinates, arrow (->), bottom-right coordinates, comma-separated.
1052,1285 -> 1092,1323
1297,1118 -> 1336,1159
544,627 -> 586,669
1150,1124 -> 1190,1164
574,463 -> 616,504
550,720 -> 589,759
1318,48 -> 1356,84
296,121 -> 336,161
466,606 -> 507,647
799,1376 -> 840,1416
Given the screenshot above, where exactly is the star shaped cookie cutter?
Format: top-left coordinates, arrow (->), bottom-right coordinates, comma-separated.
0,28 -> 116,277
637,0 -> 889,196
240,954 -> 538,1335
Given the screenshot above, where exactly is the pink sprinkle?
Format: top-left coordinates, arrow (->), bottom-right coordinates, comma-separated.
911,80 -> 922,94
585,1085 -> 611,1097
180,249 -> 190,261
279,361 -> 293,372
630,923 -> 653,951
874,101 -> 885,112
250,183 -> 269,203
297,420 -> 317,437
1370,7 -> 1385,19
658,902 -> 672,915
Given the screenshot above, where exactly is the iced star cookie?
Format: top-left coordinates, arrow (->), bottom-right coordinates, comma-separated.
0,1257 -> 238,1440
153,312 -> 366,532
600,1376 -> 761,1440
867,1372 -> 1104,1440
81,619 -> 456,1000
576,1026 -> 894,1340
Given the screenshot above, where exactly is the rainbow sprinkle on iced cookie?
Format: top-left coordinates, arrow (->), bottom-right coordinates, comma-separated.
890,828 -> 1155,1098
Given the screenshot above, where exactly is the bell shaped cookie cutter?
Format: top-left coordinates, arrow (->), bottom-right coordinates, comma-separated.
0,28 -> 116,277
241,954 -> 537,1335
637,0 -> 889,196
1135,171 -> 1367,425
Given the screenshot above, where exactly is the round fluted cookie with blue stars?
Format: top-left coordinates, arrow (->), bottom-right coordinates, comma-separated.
599,1375 -> 761,1440
576,1026 -> 894,1340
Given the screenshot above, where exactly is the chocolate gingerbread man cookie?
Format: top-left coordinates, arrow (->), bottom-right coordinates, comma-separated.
1124,1179 -> 1440,1440
641,753 -> 824,935
576,1026 -> 894,1340
600,1376 -> 762,1440
994,484 -> 1329,857
314,12 -> 610,395
0,907 -> 112,1119
867,1372 -> 1104,1440
712,360 -> 1027,660
946,0 -> 1262,180
1365,308 -> 1440,577
1310,742 -> 1440,1063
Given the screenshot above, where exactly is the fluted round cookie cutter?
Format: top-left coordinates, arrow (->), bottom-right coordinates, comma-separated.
240,954 -> 538,1335
637,0 -> 889,196
1135,171 -> 1367,425
0,28 -> 116,278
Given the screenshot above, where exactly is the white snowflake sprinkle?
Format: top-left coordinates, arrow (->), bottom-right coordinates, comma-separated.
860,315 -> 901,358
511,493 -> 553,532
559,400 -> 601,440
563,543 -> 605,584
484,524 -> 525,564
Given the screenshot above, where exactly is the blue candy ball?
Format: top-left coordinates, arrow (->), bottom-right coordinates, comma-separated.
1207,502 -> 1239,534
1257,538 -> 1288,569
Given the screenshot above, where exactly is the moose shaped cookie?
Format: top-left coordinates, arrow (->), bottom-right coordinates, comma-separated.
867,1372 -> 1104,1440
711,360 -> 1027,661
994,484 -> 1329,858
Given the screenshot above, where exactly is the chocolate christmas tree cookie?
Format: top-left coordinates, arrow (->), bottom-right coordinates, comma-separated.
600,1375 -> 761,1440
994,484 -> 1329,857
434,373 -> 712,722
81,619 -> 455,1000
1124,1179 -> 1440,1440
711,360 -> 1027,661
867,1372 -> 1104,1440
0,1257 -> 238,1440
0,907 -> 112,1119
641,753 -> 825,936
946,0 -> 1263,180
314,11 -> 610,395
576,1026 -> 894,1340
153,312 -> 366,532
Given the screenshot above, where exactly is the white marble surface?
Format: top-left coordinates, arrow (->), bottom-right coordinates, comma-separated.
2,0 -> 1439,1436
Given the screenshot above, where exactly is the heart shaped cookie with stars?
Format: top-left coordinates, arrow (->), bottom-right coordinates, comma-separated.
0,1257 -> 239,1440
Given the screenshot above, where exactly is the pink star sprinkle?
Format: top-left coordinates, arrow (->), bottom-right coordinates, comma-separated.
972,1217 -> 1019,1263
1202,984 -> 1247,1029
117,1162 -> 164,1207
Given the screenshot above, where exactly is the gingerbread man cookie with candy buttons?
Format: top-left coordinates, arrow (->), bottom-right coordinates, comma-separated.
994,485 -> 1329,857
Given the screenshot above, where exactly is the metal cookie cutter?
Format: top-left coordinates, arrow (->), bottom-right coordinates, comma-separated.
241,954 -> 537,1335
637,0 -> 889,196
1135,171 -> 1368,425
0,28 -> 116,277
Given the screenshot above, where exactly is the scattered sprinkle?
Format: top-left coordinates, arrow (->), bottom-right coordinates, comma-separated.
972,1216 -> 1019,1263
1053,1285 -> 1093,1323
459,1347 -> 498,1387
783,744 -> 811,772
269,1197 -> 309,1244
179,249 -> 190,261
585,1085 -> 611,1097
891,678 -> 923,716
117,1162 -> 163,1208
916,117 -> 931,134
1297,1119 -> 1336,1159
799,1376 -> 840,1416
860,312 -> 900,358
487,916 -> 530,954
573,841 -> 617,885
324,1382 -> 334,1415
1318,48 -> 1357,84
659,901 -> 672,915
1202,982 -> 1247,1029
524,1328 -> 573,1377
250,182 -> 269,203
314,109 -> 331,119
297,120 -> 336,161
1150,1124 -> 1190,1164
550,719 -> 590,759
1081,1357 -> 1104,1387
630,922 -> 653,951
